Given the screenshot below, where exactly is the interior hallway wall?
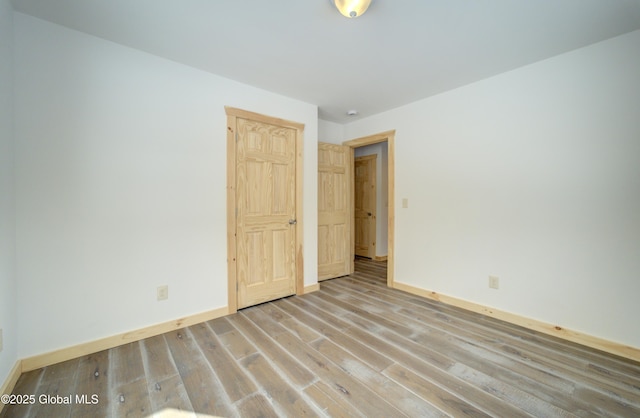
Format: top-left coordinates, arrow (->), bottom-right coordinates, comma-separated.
355,143 -> 388,258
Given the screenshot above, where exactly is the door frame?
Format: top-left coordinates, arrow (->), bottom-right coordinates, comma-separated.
225,106 -> 305,314
344,130 -> 395,287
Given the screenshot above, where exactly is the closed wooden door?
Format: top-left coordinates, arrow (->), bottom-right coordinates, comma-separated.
318,143 -> 353,281
355,155 -> 376,258
236,117 -> 297,309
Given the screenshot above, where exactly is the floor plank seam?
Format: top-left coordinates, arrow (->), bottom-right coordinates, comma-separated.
235,310 -> 312,389
368,287 -> 640,406
228,310 -> 328,417
270,299 -> 413,416
306,282 -> 581,417
278,294 -> 482,414
328,276 -> 636,400
185,325 -> 236,415
348,264 -> 640,414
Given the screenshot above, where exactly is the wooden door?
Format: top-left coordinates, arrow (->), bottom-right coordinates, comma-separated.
318,143 -> 353,281
235,117 -> 297,309
355,155 -> 376,258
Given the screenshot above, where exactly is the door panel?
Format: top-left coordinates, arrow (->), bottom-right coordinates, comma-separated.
237,117 -> 296,308
355,155 -> 376,258
318,143 -> 353,280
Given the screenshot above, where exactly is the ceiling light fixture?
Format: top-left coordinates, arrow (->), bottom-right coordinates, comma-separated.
333,0 -> 372,18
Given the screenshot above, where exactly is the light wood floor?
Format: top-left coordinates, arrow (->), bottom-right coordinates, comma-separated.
3,258 -> 640,417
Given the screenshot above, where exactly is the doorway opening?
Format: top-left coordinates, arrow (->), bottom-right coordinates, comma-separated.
344,130 -> 395,287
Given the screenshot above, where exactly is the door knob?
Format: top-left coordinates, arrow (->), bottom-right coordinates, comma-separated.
367,212 -> 372,216
288,219 -> 297,225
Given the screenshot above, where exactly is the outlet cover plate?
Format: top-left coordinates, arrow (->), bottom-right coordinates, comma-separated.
489,276 -> 499,289
157,285 -> 169,301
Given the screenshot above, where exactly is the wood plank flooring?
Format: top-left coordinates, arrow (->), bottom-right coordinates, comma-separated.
3,257 -> 640,417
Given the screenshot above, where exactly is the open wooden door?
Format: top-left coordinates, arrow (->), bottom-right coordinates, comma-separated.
227,107 -> 303,311
355,154 -> 376,259
318,143 -> 353,280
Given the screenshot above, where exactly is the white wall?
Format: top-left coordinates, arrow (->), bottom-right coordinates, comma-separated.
14,13 -> 318,358
345,31 -> 640,348
0,0 -> 18,385
355,143 -> 388,257
318,119 -> 345,144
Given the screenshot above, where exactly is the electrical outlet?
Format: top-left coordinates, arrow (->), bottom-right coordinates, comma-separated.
489,276 -> 500,290
157,285 -> 168,301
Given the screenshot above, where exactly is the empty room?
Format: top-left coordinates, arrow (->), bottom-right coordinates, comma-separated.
1,0 -> 640,417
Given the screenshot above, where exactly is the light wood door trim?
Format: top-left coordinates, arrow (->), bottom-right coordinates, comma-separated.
348,147 -> 355,274
226,107 -> 305,131
226,106 -> 304,314
343,130 -> 395,287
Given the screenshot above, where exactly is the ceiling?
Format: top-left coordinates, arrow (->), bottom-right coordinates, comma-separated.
10,0 -> 640,123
